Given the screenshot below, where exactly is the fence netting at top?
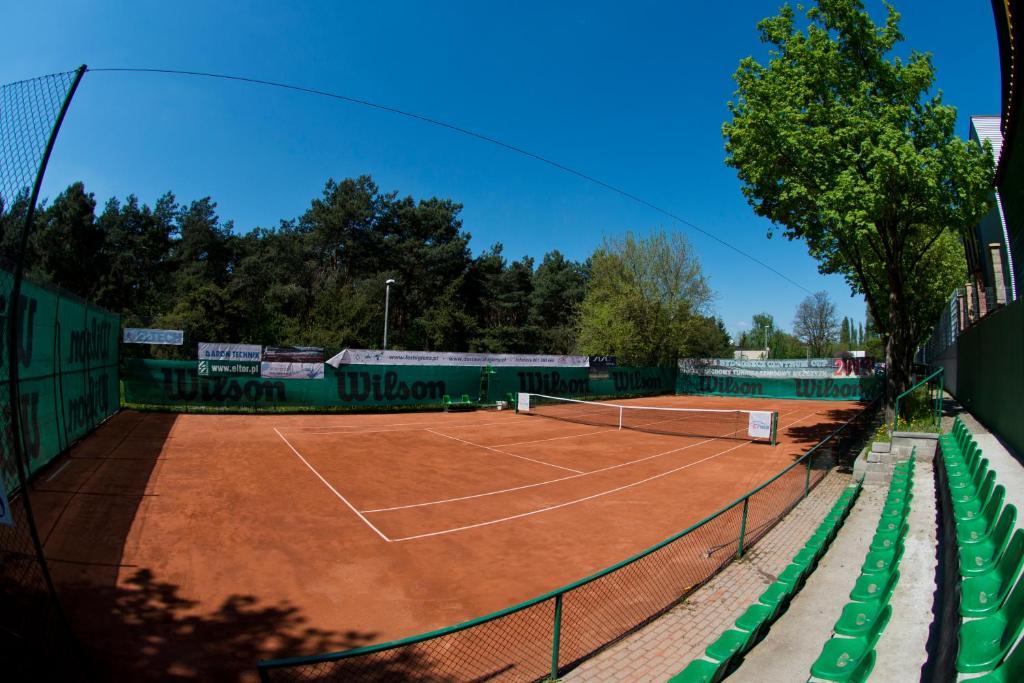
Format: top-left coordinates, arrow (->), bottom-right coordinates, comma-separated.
1,67 -> 101,679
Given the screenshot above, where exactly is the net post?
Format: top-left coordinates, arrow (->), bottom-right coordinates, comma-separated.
771,411 -> 779,446
618,406 -> 623,430
551,592 -> 563,678
736,497 -> 750,558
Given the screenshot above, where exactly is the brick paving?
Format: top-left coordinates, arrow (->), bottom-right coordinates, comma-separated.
562,471 -> 853,682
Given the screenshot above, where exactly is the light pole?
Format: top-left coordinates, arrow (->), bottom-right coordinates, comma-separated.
383,279 -> 396,350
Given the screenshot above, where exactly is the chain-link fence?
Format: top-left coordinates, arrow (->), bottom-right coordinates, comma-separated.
257,398 -> 879,682
1,67 -> 88,678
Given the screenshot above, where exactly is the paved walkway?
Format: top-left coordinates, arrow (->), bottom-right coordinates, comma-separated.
563,472 -> 852,682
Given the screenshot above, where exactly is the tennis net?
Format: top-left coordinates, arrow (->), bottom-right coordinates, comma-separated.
516,393 -> 778,444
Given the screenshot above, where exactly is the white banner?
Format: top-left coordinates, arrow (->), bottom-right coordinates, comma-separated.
679,357 -> 876,378
198,342 -> 263,362
327,348 -> 589,368
260,361 -> 325,380
747,411 -> 774,440
123,328 -> 184,345
0,484 -> 12,527
517,392 -> 531,412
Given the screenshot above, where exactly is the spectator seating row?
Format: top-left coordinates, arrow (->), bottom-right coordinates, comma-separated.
941,418 -> 1024,679
806,451 -> 916,682
669,480 -> 864,683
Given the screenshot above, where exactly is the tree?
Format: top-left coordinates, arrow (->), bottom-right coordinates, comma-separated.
529,250 -> 587,354
723,0 -> 992,413
839,317 -> 851,347
793,291 -> 839,357
679,315 -> 733,358
576,231 -> 712,366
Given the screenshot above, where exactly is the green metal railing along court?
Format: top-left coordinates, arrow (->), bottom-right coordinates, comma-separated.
256,399 -> 879,682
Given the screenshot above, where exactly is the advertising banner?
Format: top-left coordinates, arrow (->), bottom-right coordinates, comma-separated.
678,357 -> 876,378
747,412 -> 774,439
263,346 -> 324,363
198,342 -> 263,362
123,328 -> 183,345
677,373 -> 883,401
328,348 -> 589,368
198,360 -> 260,377
260,361 -> 325,380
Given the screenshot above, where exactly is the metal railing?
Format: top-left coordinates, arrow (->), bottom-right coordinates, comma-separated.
257,399 -> 880,682
892,368 -> 944,433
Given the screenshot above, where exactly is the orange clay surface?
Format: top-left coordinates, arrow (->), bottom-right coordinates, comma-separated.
28,395 -> 863,680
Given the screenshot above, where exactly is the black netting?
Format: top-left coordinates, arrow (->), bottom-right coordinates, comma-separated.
1,69 -> 84,678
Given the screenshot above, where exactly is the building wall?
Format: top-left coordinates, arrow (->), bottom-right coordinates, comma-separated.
956,297 -> 1024,455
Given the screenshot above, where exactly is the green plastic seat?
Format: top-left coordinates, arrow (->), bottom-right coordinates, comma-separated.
834,601 -> 891,638
953,471 -> 997,518
704,628 -> 755,663
870,523 -> 907,552
961,530 -> 1024,617
958,486 -> 1008,545
758,580 -> 795,611
809,636 -> 880,682
947,446 -> 980,478
735,602 -> 775,632
960,506 -> 1018,577
963,636 -> 1024,683
793,545 -> 820,569
957,569 -> 1024,673
777,563 -> 807,588
849,570 -> 899,603
669,657 -> 726,683
861,543 -> 904,576
950,458 -> 989,493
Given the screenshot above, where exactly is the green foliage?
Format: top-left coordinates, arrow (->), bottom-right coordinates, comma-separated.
724,0 -> 993,403
576,230 -> 712,365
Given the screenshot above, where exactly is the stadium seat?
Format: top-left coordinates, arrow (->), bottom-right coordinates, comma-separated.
948,459 -> 989,493
963,636 -> 1024,683
870,522 -> 908,553
734,602 -> 775,634
954,471 -> 997,520
849,570 -> 899,603
669,657 -> 727,683
776,563 -> 808,589
833,601 -> 891,638
957,485 -> 1007,545
956,570 -> 1024,673
810,605 -> 888,682
959,506 -> 1017,577
704,628 -> 757,663
860,542 -> 905,576
961,530 -> 1024,617
757,580 -> 795,612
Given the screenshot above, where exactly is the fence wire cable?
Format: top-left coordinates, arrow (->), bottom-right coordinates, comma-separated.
85,66 -> 813,294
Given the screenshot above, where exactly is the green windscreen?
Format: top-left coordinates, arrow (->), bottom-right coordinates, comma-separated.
0,266 -> 120,496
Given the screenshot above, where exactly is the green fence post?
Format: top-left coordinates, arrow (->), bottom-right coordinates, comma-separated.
551,593 -> 563,679
737,498 -> 750,558
804,452 -> 812,497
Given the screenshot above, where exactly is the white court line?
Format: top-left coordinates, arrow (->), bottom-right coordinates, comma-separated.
273,427 -> 392,542
494,427 -> 614,447
426,429 -> 583,474
362,408 -> 810,513
388,438 -> 760,542
46,461 -> 72,482
282,419 -> 513,436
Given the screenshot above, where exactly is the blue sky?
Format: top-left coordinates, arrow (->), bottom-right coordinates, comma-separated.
1,1 -> 1000,342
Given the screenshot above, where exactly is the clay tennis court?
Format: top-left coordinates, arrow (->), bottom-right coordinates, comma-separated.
26,394 -> 864,680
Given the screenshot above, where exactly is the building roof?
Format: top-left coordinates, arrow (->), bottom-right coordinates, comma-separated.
970,115 -> 1004,167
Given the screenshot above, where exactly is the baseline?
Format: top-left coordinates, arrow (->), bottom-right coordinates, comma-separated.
272,427 -> 392,542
